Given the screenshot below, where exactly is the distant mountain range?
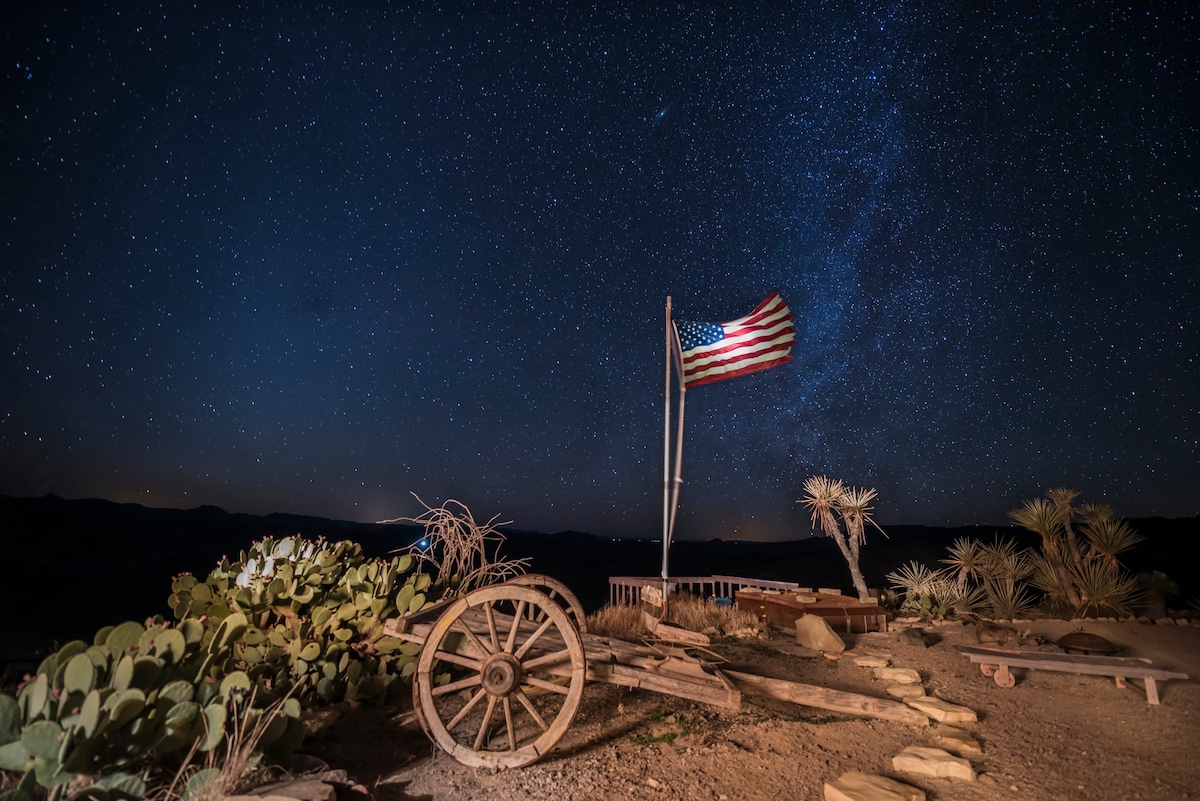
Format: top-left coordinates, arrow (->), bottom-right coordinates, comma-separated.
2,494 -> 1195,663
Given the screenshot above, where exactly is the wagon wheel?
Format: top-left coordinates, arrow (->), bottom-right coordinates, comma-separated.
979,663 -> 998,677
413,584 -> 587,769
505,574 -> 588,633
993,664 -> 1016,688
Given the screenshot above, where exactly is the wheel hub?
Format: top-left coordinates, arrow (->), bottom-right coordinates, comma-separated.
481,653 -> 523,696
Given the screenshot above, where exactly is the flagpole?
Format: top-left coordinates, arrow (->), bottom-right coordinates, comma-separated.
667,321 -> 687,551
662,297 -> 673,614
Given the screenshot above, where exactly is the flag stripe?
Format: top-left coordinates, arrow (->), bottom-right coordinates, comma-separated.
675,291 -> 795,388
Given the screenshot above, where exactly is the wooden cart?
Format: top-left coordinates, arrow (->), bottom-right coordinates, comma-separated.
384,575 -> 927,768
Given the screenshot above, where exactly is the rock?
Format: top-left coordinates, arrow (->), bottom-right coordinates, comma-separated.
874,666 -> 922,684
895,616 -> 922,624
892,745 -> 977,781
818,587 -> 843,595
974,620 -> 1018,646
905,697 -> 978,725
825,772 -> 926,801
793,594 -> 818,603
900,628 -> 937,648
937,725 -> 982,755
228,780 -> 338,801
1136,616 -> 1152,624
886,684 -> 926,699
795,614 -> 847,653
646,778 -> 661,789
854,655 -> 890,668
1155,618 -> 1176,626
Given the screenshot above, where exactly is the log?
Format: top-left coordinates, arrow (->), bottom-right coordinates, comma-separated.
722,669 -> 929,726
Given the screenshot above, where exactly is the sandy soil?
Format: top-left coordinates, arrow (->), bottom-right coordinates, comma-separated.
303,618 -> 1200,801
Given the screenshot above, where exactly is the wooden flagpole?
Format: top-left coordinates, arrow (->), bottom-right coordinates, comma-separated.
662,298 -> 673,611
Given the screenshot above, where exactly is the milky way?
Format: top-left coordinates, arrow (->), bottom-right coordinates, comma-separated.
3,4 -> 1196,540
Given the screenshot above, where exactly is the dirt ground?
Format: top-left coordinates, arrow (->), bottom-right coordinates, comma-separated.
303,618 -> 1200,801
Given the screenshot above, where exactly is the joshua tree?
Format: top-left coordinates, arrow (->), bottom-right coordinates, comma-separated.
798,475 -> 885,601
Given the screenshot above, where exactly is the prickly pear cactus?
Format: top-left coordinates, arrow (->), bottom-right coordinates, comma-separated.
168,535 -> 438,705
0,614 -> 303,800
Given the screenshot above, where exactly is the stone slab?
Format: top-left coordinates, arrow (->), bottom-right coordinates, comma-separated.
892,745 -> 976,781
886,684 -> 926,700
905,697 -> 977,725
825,771 -> 927,801
874,666 -> 922,684
937,725 -> 982,755
853,655 -> 891,668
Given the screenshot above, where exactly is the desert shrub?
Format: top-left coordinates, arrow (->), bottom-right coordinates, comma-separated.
585,593 -> 758,641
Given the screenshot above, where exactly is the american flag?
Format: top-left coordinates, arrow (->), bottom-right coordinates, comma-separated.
674,291 -> 795,388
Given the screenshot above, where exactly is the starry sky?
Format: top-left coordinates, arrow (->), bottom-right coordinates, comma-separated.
3,3 -> 1197,542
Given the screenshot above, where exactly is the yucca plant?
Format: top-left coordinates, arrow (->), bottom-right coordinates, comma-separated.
1071,560 -> 1141,616
985,581 -> 1037,620
1010,496 -> 1082,607
941,537 -> 988,588
799,476 -> 885,601
1079,517 -> 1144,570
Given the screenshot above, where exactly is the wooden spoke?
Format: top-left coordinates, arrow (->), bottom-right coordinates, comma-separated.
446,687 -> 488,730
484,599 -> 500,653
522,647 -> 572,671
412,584 -> 586,769
473,695 -> 498,751
432,672 -> 483,697
453,616 -> 494,657
514,685 -> 549,732
523,675 -> 570,695
504,575 -> 588,633
503,697 -> 516,751
504,600 -> 526,653
514,617 -> 556,661
432,650 -> 483,672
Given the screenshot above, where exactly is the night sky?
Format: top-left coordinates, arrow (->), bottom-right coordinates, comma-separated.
3,4 -> 1197,542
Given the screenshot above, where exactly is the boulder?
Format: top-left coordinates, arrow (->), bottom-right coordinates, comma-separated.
874,666 -> 922,684
892,745 -> 976,781
795,614 -> 846,653
824,772 -> 926,801
900,628 -> 937,648
905,697 -> 978,725
973,621 -> 1017,646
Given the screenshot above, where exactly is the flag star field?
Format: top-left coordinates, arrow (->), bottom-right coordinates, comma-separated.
2,3 -> 1196,541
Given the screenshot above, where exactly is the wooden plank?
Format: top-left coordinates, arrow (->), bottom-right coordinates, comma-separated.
722,669 -> 929,726
955,645 -> 1188,681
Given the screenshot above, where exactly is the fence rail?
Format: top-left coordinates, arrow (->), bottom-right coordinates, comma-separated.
607,575 -> 802,606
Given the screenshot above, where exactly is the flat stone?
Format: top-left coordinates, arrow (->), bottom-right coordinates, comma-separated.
906,697 -> 978,725
1155,618 -> 1176,626
818,587 -> 843,595
874,666 -> 922,684
886,684 -> 926,699
892,745 -> 976,781
937,725 -> 982,755
795,613 -> 846,653
229,780 -> 337,801
824,772 -> 926,801
854,655 -> 890,668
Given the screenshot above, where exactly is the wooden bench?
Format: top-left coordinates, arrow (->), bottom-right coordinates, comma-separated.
955,644 -> 1189,705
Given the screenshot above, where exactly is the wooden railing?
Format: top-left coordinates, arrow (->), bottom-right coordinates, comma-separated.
607,575 -> 801,606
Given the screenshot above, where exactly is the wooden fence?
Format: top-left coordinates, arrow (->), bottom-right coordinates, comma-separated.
607,575 -> 801,606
